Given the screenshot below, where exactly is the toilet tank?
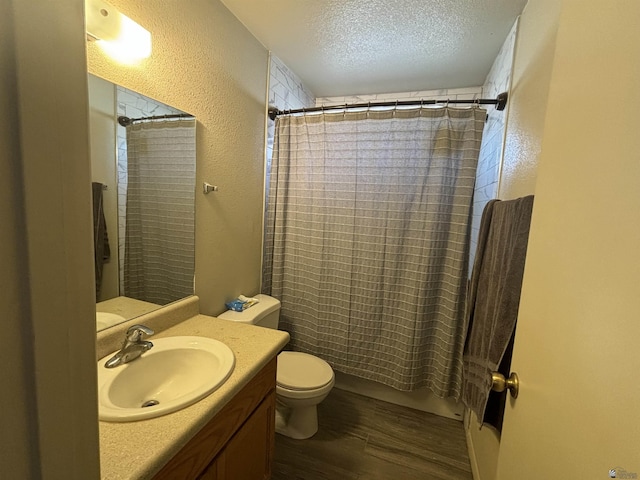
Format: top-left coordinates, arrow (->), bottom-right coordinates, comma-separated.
217,294 -> 281,329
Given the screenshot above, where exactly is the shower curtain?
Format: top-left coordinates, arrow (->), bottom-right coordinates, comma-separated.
124,119 -> 196,305
263,107 -> 485,397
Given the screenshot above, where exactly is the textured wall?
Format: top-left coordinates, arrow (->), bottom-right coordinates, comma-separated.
87,0 -> 269,315
499,0 -> 563,199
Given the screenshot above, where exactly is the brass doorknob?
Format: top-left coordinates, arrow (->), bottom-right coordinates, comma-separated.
491,372 -> 519,399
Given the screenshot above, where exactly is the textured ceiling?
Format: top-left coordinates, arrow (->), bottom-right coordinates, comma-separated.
220,0 -> 528,97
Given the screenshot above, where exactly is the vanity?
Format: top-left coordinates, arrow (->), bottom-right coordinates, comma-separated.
96,296 -> 289,479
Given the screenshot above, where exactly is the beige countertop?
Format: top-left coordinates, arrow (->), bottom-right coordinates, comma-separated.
98,312 -> 289,480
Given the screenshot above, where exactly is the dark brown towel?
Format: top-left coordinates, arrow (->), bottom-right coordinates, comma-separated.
92,182 -> 110,299
462,195 -> 534,424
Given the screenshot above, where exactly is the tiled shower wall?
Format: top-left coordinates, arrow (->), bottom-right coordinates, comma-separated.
269,54 -> 316,110
316,86 -> 483,107
266,54 -> 316,163
265,54 -> 316,216
116,87 -> 182,293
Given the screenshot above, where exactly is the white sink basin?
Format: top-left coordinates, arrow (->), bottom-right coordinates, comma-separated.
97,336 -> 235,422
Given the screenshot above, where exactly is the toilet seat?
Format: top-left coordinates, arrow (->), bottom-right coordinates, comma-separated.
277,351 -> 334,391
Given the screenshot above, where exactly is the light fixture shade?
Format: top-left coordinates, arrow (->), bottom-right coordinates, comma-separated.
85,0 -> 151,62
85,0 -> 122,42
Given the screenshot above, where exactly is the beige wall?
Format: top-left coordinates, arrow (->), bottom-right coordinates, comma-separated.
87,0 -> 269,315
2,0 -> 100,477
498,0 -> 563,200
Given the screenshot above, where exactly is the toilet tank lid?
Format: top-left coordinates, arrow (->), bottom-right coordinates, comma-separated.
217,294 -> 280,323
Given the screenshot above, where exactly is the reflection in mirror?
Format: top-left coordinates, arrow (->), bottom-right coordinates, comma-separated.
88,74 -> 196,331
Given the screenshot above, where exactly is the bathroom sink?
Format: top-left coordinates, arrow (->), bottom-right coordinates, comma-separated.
97,336 -> 235,422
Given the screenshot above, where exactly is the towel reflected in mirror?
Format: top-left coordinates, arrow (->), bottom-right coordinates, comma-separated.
92,182 -> 111,299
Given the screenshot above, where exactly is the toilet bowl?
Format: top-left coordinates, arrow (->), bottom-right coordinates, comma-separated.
275,351 -> 335,439
217,294 -> 335,439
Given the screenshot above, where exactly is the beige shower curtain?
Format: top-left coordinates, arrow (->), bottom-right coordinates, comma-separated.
263,107 -> 485,397
124,119 -> 195,305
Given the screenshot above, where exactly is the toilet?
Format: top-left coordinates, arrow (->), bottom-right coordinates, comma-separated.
217,294 -> 335,439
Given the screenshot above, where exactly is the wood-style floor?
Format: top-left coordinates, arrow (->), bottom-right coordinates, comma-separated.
272,388 -> 473,480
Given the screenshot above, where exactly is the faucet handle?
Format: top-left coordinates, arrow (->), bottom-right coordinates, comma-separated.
125,324 -> 154,343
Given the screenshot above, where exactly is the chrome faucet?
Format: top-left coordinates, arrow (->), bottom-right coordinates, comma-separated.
104,324 -> 155,368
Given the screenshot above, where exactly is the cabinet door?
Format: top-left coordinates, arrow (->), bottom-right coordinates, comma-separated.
200,390 -> 276,480
155,358 -> 277,480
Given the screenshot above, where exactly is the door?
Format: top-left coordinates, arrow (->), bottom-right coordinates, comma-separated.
497,2 -> 640,478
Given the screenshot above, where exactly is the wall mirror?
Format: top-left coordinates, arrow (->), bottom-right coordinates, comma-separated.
88,73 -> 196,331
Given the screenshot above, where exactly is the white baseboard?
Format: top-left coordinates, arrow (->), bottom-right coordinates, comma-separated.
463,409 -> 501,480
465,411 -> 482,480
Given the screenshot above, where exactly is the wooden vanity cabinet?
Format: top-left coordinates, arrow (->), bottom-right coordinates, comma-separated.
153,358 -> 277,480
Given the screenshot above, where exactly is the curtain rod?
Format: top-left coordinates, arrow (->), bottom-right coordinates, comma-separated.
117,113 -> 194,127
268,92 -> 508,121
